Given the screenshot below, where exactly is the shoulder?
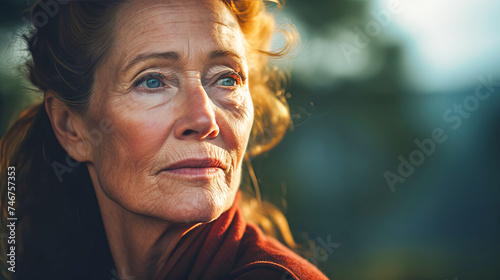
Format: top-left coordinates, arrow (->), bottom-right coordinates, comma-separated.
229,222 -> 329,280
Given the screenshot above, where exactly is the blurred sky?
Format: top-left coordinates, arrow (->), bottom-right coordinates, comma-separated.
375,0 -> 500,93
286,0 -> 500,93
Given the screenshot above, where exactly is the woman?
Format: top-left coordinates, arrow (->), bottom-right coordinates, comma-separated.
1,0 -> 328,279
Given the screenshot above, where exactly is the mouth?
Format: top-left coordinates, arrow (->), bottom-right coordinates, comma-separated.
159,158 -> 226,178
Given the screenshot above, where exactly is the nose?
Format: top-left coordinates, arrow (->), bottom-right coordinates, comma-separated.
173,83 -> 220,140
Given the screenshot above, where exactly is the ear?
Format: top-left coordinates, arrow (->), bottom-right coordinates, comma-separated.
44,91 -> 93,163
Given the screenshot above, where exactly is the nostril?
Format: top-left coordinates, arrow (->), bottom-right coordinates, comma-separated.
183,129 -> 196,136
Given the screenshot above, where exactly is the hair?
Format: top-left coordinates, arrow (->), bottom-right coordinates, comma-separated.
0,0 -> 299,279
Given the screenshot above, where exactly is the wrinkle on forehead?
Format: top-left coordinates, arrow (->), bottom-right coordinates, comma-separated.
110,0 -> 244,74
114,0 -> 238,33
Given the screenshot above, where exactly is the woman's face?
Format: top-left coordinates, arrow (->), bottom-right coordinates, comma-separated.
85,0 -> 253,223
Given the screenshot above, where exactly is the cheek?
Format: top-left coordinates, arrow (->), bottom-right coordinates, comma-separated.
120,120 -> 166,160
95,105 -> 170,173
218,92 -> 254,160
239,92 -> 254,141
89,105 -> 175,211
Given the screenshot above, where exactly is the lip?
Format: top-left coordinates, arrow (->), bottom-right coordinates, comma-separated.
159,158 -> 226,178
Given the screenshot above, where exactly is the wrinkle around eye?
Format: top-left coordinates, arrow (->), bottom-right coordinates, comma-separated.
210,86 -> 249,112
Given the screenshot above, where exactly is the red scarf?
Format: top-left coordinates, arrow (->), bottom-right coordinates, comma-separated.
158,193 -> 329,279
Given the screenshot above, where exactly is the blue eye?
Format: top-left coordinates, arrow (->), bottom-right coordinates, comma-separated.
141,77 -> 162,88
217,76 -> 237,87
135,73 -> 166,91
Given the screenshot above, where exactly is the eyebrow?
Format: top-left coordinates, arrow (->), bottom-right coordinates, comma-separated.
122,49 -> 244,73
123,52 -> 180,73
209,49 -> 244,64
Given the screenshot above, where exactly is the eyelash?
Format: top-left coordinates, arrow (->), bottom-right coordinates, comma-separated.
133,70 -> 245,93
133,72 -> 166,93
214,71 -> 245,87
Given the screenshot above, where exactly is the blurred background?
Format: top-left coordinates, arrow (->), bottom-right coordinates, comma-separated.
1,0 -> 500,279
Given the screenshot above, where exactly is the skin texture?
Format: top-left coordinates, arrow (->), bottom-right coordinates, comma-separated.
45,0 -> 254,277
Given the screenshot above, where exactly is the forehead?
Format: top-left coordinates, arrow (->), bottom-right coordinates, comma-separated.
112,0 -> 244,64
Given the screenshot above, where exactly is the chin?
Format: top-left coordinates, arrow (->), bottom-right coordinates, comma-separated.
160,187 -> 236,224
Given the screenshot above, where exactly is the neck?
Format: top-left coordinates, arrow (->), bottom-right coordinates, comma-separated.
90,176 -> 198,279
